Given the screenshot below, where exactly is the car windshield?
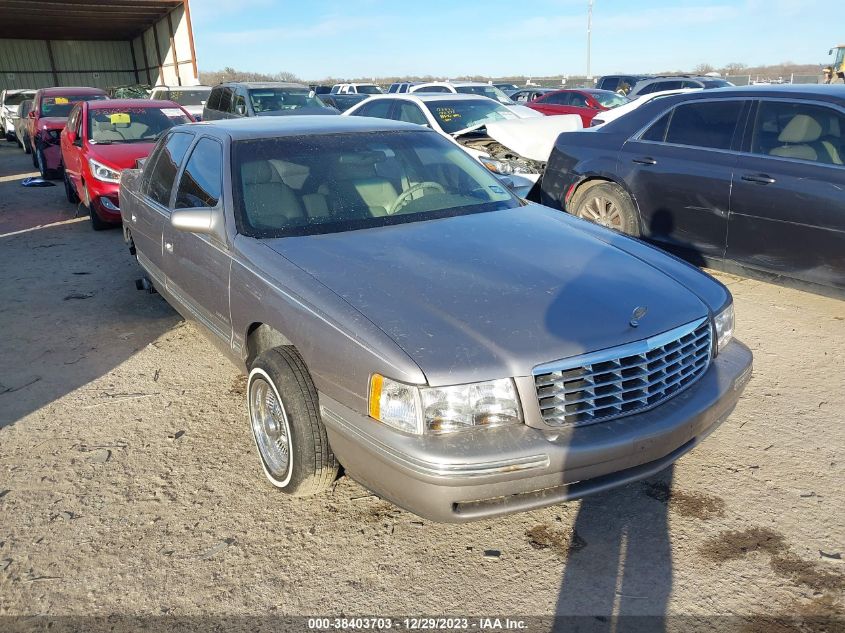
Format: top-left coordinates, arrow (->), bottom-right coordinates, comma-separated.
166,89 -> 211,106
248,88 -> 327,113
356,85 -> 383,94
88,107 -> 191,144
41,94 -> 106,117
423,99 -> 516,134
232,130 -> 519,238
5,92 -> 35,106
454,85 -> 515,105
592,92 -> 629,108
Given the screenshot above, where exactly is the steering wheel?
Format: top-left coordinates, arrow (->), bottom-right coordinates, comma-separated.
388,181 -> 446,215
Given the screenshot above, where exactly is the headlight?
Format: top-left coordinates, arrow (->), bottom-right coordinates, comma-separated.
713,303 -> 734,354
368,374 -> 522,435
88,158 -> 121,183
478,156 -> 540,176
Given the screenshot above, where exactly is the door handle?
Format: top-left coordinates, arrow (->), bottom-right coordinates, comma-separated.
741,173 -> 776,185
632,157 -> 657,165
165,241 -> 173,253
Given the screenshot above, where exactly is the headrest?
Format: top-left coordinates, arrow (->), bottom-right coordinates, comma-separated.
242,161 -> 273,185
778,115 -> 822,144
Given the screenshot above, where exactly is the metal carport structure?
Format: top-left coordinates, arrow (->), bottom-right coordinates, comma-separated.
0,0 -> 199,90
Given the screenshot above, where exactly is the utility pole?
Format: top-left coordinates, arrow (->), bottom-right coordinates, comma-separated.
587,0 -> 593,80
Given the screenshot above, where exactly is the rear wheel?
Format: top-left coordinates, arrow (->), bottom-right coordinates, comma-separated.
23,134 -> 31,155
570,182 -> 640,236
247,346 -> 338,496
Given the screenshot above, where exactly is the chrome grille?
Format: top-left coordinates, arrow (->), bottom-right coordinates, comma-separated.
534,318 -> 712,427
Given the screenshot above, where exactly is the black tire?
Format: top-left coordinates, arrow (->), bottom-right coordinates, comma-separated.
570,181 -> 640,236
89,203 -> 110,231
23,134 -> 31,155
64,171 -> 80,204
31,142 -> 38,166
247,347 -> 338,496
15,135 -> 22,149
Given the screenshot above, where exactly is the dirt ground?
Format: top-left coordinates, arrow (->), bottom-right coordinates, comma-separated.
0,140 -> 843,628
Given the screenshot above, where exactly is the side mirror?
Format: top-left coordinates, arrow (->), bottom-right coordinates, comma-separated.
171,207 -> 226,243
235,103 -> 246,116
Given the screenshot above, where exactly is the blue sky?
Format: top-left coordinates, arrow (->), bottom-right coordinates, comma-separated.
190,0 -> 838,79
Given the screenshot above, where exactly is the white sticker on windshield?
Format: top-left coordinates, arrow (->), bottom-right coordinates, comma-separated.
161,108 -> 184,118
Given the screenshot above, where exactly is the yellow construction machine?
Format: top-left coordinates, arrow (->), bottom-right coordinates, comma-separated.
824,45 -> 845,83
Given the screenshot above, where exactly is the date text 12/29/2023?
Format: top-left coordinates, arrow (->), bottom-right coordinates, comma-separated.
307,617 -> 528,631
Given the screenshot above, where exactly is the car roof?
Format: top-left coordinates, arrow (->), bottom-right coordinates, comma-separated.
87,99 -> 181,109
661,84 -> 845,101
39,87 -> 107,95
184,114 -> 424,140
360,93 -> 497,103
216,82 -> 308,89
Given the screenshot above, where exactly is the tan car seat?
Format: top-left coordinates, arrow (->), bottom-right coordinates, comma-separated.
241,161 -> 305,230
770,114 -> 842,165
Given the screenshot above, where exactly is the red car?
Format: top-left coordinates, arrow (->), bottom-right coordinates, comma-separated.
60,99 -> 193,230
27,87 -> 108,179
525,89 -> 628,126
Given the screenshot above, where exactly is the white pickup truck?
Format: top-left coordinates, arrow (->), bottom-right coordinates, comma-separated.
330,83 -> 384,95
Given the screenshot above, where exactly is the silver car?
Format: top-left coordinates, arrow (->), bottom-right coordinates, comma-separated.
119,116 -> 752,522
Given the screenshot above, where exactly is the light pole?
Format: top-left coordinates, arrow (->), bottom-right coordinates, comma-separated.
587,0 -> 593,80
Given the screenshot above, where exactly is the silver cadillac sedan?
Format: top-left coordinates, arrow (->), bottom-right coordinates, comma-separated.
119,116 -> 752,522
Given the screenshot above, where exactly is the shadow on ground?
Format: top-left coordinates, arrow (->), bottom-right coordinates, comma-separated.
0,142 -> 180,428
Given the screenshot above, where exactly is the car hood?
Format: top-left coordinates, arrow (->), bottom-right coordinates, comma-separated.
264,204 -> 709,386
484,115 -> 583,162
504,104 -> 544,119
88,142 -> 157,170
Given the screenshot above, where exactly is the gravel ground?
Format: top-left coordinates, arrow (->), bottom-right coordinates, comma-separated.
0,141 -> 843,629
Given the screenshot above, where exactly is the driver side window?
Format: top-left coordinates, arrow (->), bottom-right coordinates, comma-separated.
175,138 -> 224,209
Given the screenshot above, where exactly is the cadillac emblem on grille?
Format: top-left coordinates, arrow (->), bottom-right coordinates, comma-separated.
630,305 -> 648,327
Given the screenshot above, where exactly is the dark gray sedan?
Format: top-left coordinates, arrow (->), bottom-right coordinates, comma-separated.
119,116 -> 752,522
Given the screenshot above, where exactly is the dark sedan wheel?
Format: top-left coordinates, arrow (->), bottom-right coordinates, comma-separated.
571,182 -> 640,236
23,134 -> 31,155
247,346 -> 338,496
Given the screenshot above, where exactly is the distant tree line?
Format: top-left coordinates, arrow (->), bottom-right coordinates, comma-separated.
198,61 -> 825,87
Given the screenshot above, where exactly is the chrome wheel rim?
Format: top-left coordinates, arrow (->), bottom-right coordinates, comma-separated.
580,195 -> 623,229
249,375 -> 291,482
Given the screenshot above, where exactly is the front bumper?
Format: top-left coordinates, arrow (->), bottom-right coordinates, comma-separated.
320,340 -> 752,522
87,179 -> 122,223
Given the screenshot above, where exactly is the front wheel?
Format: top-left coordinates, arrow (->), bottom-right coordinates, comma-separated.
247,347 -> 338,496
23,134 -> 31,155
570,182 -> 640,236
36,146 -> 57,180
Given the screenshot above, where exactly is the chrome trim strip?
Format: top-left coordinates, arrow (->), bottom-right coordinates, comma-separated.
320,406 -> 550,479
533,317 -> 709,375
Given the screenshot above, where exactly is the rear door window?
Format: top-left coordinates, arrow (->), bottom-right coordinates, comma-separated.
541,92 -> 569,105
145,132 -> 194,208
218,88 -> 233,113
175,137 -> 224,209
206,88 -> 222,111
663,100 -> 744,150
751,100 -> 845,165
396,101 -> 428,125
350,100 -> 393,119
